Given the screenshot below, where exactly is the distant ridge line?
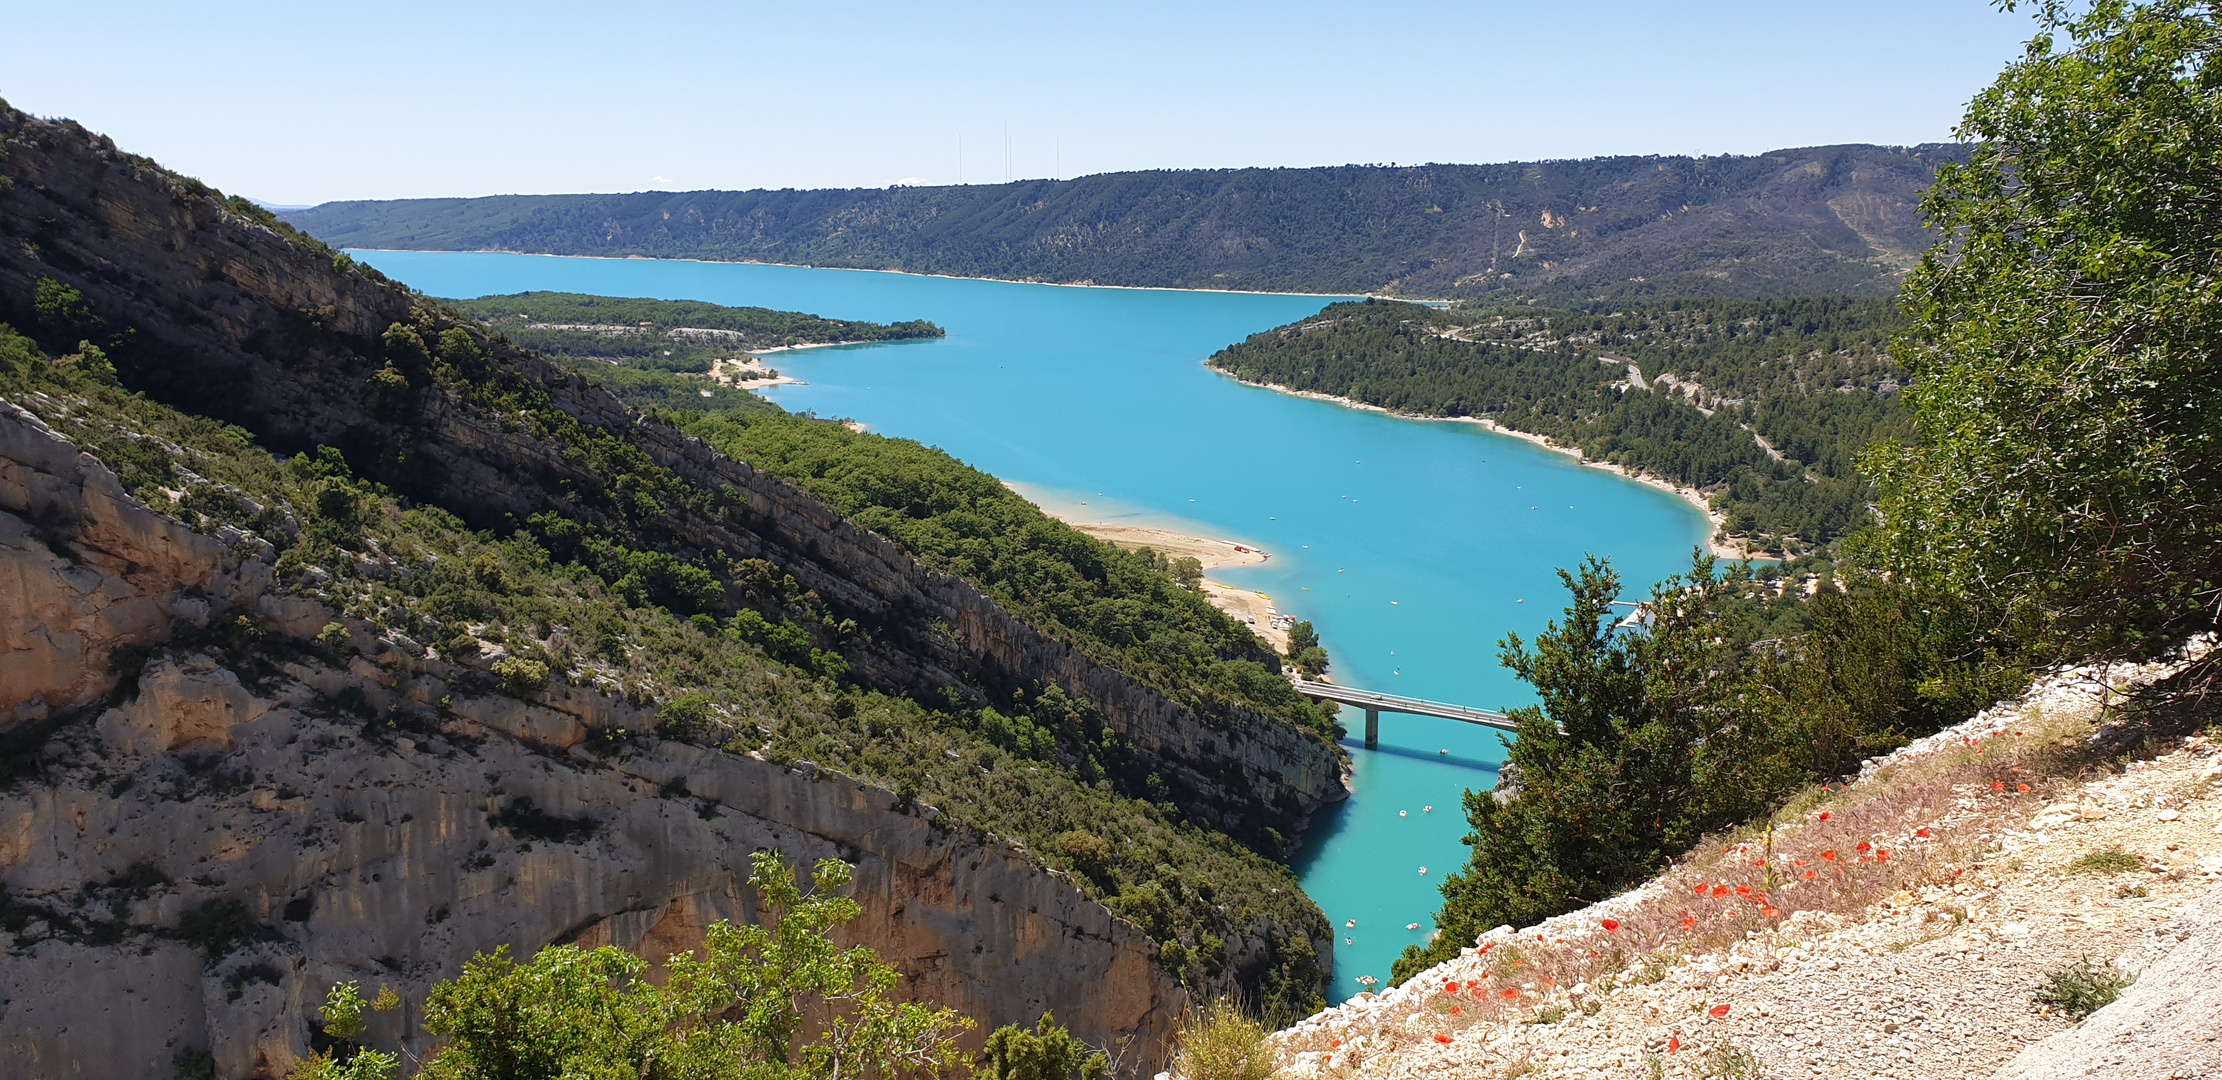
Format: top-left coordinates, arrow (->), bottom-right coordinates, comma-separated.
284,143 -> 1965,303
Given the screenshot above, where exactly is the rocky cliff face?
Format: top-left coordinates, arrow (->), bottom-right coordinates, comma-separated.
0,106 -> 1347,840
0,399 -> 1186,1078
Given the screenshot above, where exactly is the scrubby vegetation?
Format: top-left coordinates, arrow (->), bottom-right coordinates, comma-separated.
1208,296 -> 1907,553
289,853 -> 973,1080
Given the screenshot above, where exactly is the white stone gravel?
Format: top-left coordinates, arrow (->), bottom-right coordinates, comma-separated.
1259,661 -> 2222,1080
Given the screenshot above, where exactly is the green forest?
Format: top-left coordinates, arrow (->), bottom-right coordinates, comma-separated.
282,144 -> 1958,302
1208,296 -> 1907,553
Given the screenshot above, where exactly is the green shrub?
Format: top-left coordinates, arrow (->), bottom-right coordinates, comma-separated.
2068,849 -> 2144,875
2034,958 -> 2134,1019
490,656 -> 549,696
978,1012 -> 1107,1080
315,622 -> 352,661
171,1048 -> 216,1080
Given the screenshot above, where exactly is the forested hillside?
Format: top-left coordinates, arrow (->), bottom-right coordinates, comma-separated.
282,144 -> 1960,301
1208,297 -> 1907,553
449,291 -> 941,412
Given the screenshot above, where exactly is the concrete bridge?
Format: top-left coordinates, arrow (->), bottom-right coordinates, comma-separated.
1290,678 -> 1519,749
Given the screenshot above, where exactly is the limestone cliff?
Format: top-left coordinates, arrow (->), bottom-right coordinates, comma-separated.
0,397 -> 1186,1078
0,104 -> 1347,841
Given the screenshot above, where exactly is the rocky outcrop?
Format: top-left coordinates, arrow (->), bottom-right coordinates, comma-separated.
0,400 -> 271,723
0,105 -> 1347,840
1989,886 -> 2222,1080
0,402 -> 1186,1078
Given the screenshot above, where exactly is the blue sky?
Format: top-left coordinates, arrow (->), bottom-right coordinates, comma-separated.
3,1 -> 2038,204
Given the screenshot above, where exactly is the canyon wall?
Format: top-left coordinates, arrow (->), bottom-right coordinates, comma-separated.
0,397 -> 1186,1078
0,107 -> 1347,838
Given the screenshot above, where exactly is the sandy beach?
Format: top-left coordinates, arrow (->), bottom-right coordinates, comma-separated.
1221,374 -> 1756,561
1032,515 -> 1294,654
708,356 -> 798,390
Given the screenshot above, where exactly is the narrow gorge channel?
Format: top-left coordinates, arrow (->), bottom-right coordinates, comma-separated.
353,250 -> 1714,1000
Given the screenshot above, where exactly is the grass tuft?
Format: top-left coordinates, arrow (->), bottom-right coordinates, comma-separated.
1171,999 -> 1271,1080
2067,848 -> 2143,874
2033,958 -> 2134,1019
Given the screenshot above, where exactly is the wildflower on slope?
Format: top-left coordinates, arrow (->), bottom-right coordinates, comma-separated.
1819,811 -> 1832,822
1916,828 -> 1932,839
1601,919 -> 1620,932
1821,850 -> 1838,862
1668,1036 -> 1680,1053
1709,1004 -> 1732,1018
1434,1034 -> 1452,1044
1680,916 -> 1696,931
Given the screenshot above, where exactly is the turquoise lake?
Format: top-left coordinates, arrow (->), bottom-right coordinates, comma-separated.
354,250 -> 1711,1000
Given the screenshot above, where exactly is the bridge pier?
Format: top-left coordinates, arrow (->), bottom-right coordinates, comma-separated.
1363,708 -> 1379,750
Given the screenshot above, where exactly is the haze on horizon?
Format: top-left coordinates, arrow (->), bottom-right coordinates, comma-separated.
4,0 -> 2036,206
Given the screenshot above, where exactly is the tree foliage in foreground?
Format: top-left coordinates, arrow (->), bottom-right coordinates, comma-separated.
1394,551 -> 2020,982
292,852 -> 971,1080
1871,0 -> 2222,691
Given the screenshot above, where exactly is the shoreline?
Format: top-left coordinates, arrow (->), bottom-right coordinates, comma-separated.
1218,372 -> 1756,562
346,247 -> 1432,302
1018,505 -> 1295,654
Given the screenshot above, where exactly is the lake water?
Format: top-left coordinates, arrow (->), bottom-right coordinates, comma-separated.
354,251 -> 1710,1001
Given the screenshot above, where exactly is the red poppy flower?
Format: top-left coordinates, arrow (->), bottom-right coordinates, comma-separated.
1821,850 -> 1838,862
1331,1040 -> 1342,1050
1466,980 -> 1481,990
1445,981 -> 1460,994
1435,1034 -> 1452,1044
1793,858 -> 1808,868
1818,811 -> 1831,822
1802,870 -> 1817,880
1877,850 -> 1891,862
1915,828 -> 1932,839
1975,748 -> 1985,756
1709,1004 -> 1732,1018
1479,943 -> 1494,955
1857,842 -> 1872,853
1753,860 -> 1767,868
1499,988 -> 1519,1001
2017,783 -> 2031,793
1602,919 -> 1620,932
1680,916 -> 1696,931
1694,883 -> 1710,896
1991,782 -> 2005,792
1712,885 -> 1731,898
1668,1036 -> 1680,1053
1760,906 -> 1779,918
1450,1005 -> 1464,1015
